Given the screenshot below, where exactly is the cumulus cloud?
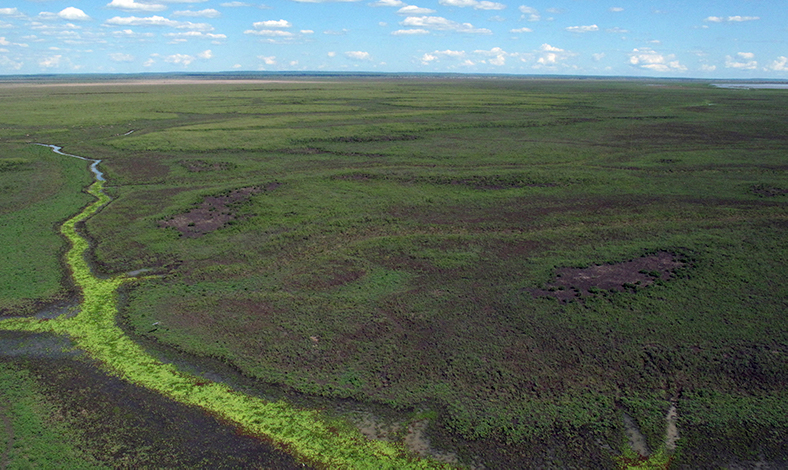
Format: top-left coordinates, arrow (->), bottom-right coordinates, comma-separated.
629,48 -> 687,72
244,29 -> 294,37
258,55 -> 276,65
221,2 -> 252,6
401,16 -> 492,33
106,16 -> 214,31
397,5 -> 436,15
391,28 -> 430,35
164,31 -> 227,42
370,0 -> 406,5
152,49 -> 213,66
345,50 -> 371,60
439,0 -> 506,10
609,7 -> 624,12
0,55 -> 23,70
510,27 -> 532,33
705,15 -> 759,23
39,54 -> 62,68
254,20 -> 292,28
109,52 -> 135,61
420,49 -> 466,64
107,0 -> 167,12
58,8 -> 91,21
519,6 -> 540,21
565,24 -> 598,33
112,29 -> 155,38
173,9 -> 221,18
725,52 -> 757,69
763,56 -> 787,72
475,47 -> 508,65
0,8 -> 24,18
291,0 -> 362,3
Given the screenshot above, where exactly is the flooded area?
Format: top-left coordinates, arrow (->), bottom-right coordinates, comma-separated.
713,83 -> 788,90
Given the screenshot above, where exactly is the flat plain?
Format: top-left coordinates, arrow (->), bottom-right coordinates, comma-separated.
1,76 -> 787,468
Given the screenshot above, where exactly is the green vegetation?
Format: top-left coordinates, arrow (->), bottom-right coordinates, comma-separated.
1,78 -> 787,467
0,144 -> 92,315
0,361 -> 105,469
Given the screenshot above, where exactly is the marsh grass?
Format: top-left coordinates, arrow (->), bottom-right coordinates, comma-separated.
1,78 -> 787,466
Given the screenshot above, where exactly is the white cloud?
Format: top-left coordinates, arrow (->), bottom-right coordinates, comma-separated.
401,16 -> 492,33
592,52 -> 605,61
519,6 -> 540,21
421,53 -> 437,64
765,56 -> 788,72
420,49 -> 466,64
475,46 -> 508,65
197,49 -> 212,59
345,50 -> 371,60
609,7 -> 623,12
327,51 -> 336,57
0,8 -> 24,18
606,27 -> 628,33
258,55 -> 276,64
629,48 -> 687,72
39,54 -> 62,68
58,8 -> 91,21
164,31 -> 227,41
244,29 -> 294,37
106,16 -> 214,31
301,29 -> 314,34
727,16 -> 759,22
510,27 -> 532,33
254,20 -> 292,28
173,9 -> 221,18
0,36 -> 27,47
221,2 -> 252,6
439,0 -> 506,10
699,64 -> 716,72
0,55 -> 23,70
291,0 -> 362,3
107,0 -> 167,12
725,52 -> 757,70
397,5 -> 436,15
112,29 -> 155,38
392,29 -> 430,35
110,52 -> 135,62
705,15 -> 759,23
369,0 -> 406,5
565,24 -> 598,33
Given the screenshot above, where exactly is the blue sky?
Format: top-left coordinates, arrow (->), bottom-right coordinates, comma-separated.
0,0 -> 784,78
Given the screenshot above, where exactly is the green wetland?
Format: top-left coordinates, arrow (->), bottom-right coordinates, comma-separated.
0,76 -> 786,468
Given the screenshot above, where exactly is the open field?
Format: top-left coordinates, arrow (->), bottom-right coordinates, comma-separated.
1,77 -> 787,467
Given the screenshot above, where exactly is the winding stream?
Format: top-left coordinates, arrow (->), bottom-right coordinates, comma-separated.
0,145 -> 445,469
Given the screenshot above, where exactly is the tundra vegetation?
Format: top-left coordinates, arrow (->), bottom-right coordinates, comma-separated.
0,76 -> 786,468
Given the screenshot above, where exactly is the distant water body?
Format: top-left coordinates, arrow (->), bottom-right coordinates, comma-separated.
713,83 -> 788,90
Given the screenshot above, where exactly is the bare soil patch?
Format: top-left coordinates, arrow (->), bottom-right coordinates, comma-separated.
533,252 -> 686,302
159,185 -> 277,238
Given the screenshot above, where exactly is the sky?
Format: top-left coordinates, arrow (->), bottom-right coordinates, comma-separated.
0,1 -> 785,78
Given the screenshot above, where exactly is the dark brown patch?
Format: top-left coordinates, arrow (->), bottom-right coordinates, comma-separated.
158,185 -> 275,238
533,252 -> 686,301
752,184 -> 788,198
